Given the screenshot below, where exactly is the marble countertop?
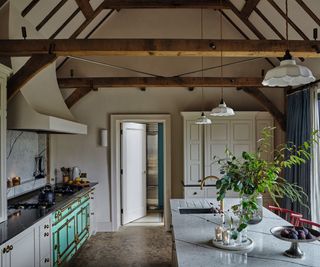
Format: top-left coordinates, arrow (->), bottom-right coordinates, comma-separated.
0,183 -> 98,246
171,199 -> 320,267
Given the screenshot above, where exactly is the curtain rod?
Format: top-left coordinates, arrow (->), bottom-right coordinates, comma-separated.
286,79 -> 320,95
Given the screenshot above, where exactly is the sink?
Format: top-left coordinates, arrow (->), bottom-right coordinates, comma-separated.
179,208 -> 215,214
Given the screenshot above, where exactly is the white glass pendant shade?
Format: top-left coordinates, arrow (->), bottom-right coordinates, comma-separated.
195,112 -> 212,125
210,99 -> 235,116
262,51 -> 315,87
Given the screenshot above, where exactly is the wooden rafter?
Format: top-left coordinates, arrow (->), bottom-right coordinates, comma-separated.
220,10 -> 275,67
7,54 -> 57,101
228,2 -> 265,39
238,87 -> 286,131
57,7 -> 114,71
102,0 -> 230,9
1,39 -> 320,57
36,0 -> 69,31
296,0 -> 320,27
65,87 -> 92,108
21,0 -> 40,17
50,8 -> 81,39
241,0 -> 260,18
0,0 -> 7,9
70,4 -> 107,39
75,0 -> 94,19
268,0 -> 308,40
58,77 -> 265,88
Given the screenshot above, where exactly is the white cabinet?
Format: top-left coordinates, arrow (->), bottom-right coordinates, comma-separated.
0,215 -> 52,267
38,216 -> 51,266
1,226 -> 37,267
0,64 -> 12,224
182,112 -> 273,198
89,188 -> 97,236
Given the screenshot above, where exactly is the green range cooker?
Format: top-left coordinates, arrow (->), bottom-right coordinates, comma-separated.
52,193 -> 90,266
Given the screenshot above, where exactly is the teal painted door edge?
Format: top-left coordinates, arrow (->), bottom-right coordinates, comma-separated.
158,123 -> 164,209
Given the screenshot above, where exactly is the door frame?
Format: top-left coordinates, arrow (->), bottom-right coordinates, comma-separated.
110,114 -> 171,231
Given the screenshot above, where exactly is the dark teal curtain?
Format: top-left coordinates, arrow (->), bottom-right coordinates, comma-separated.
284,89 -> 311,219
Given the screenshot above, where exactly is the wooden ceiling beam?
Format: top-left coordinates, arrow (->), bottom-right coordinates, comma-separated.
70,4 -> 107,39
241,0 -> 260,18
75,0 -> 94,19
58,77 -> 266,88
1,39 -> 320,57
36,0 -> 69,31
102,0 -> 230,9
296,0 -> 320,28
7,54 -> 57,101
238,87 -> 286,131
21,0 -> 40,17
65,87 -> 92,108
229,2 -> 265,39
268,0 -> 309,40
50,8 -> 81,39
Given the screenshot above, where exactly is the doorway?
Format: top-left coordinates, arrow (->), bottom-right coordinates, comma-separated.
121,122 -> 165,226
110,114 -> 171,231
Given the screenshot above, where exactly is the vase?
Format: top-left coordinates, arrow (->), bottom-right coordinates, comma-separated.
242,194 -> 263,224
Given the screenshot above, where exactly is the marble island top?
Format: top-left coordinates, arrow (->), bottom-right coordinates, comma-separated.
170,199 -> 320,267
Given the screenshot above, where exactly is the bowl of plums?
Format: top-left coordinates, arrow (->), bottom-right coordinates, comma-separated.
270,226 -> 320,258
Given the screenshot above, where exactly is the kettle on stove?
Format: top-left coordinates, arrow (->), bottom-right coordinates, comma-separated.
71,166 -> 81,180
38,184 -> 55,205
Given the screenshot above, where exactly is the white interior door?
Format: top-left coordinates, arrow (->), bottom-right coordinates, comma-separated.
121,122 -> 147,224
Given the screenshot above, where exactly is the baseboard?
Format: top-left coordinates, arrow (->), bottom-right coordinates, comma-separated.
96,221 -> 113,232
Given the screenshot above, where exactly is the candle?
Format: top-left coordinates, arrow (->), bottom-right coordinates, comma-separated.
222,229 -> 230,245
215,225 -> 223,241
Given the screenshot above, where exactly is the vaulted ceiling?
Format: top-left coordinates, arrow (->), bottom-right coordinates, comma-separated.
2,0 -> 320,130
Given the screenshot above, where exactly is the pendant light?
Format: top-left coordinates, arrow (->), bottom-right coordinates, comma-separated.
211,6 -> 235,116
196,9 -> 212,125
262,0 -> 315,87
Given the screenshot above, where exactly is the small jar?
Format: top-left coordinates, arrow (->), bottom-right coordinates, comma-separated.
222,229 -> 231,245
215,225 -> 223,241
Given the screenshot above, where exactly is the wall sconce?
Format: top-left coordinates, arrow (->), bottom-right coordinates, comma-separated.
100,129 -> 108,147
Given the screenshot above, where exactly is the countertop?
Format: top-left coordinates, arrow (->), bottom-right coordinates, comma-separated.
0,183 -> 98,246
171,199 -> 320,267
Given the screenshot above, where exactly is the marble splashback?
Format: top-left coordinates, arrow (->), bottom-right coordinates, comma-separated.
6,130 -> 47,198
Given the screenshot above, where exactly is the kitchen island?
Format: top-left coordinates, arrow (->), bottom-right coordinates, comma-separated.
171,199 -> 320,267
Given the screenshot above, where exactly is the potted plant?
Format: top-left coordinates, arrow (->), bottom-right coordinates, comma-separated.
211,127 -> 318,234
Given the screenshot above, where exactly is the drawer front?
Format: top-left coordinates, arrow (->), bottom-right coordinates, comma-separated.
184,187 -> 205,198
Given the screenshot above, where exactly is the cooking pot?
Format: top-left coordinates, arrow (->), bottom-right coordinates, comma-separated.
38,184 -> 55,205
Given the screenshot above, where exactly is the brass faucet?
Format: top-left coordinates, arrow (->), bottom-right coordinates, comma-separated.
200,175 -> 224,213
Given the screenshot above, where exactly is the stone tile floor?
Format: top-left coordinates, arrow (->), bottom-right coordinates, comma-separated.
67,226 -> 172,267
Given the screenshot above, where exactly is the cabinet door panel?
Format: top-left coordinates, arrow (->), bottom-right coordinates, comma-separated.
230,120 -> 254,156
8,229 -> 36,267
204,122 -> 230,181
185,120 -> 203,184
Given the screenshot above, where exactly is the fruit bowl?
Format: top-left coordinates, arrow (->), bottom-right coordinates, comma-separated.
270,226 -> 320,258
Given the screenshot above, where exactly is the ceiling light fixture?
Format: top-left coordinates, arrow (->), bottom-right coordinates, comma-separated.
262,0 -> 315,87
211,5 -> 235,117
196,9 -> 212,125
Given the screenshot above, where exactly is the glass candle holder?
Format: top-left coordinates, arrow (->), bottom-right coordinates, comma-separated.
215,225 -> 223,241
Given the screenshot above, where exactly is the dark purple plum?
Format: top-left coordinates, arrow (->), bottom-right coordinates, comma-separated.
281,229 -> 290,238
306,233 -> 313,240
302,227 -> 309,235
289,232 -> 298,240
298,232 -> 306,239
291,228 -> 298,235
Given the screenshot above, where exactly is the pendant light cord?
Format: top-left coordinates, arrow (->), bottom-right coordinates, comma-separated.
220,0 -> 224,101
286,0 -> 289,50
201,8 -> 205,113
